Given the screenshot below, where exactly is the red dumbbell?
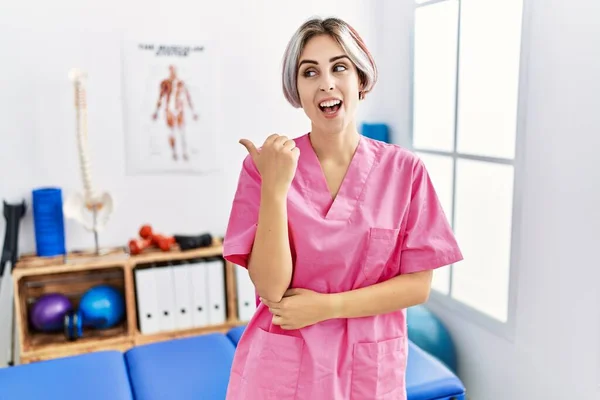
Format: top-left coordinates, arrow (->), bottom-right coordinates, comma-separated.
138,225 -> 175,252
128,238 -> 153,255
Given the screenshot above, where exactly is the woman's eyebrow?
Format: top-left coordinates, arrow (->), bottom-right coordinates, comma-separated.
329,55 -> 350,63
298,55 -> 350,68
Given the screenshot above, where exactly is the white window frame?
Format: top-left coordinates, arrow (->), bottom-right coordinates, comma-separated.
408,0 -> 533,341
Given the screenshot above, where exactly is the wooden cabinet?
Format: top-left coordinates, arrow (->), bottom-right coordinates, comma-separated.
12,241 -> 245,364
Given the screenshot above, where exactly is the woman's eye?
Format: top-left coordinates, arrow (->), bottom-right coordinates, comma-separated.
334,64 -> 347,72
302,69 -> 316,77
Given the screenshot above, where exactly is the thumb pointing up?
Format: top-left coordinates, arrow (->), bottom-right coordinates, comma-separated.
239,139 -> 259,160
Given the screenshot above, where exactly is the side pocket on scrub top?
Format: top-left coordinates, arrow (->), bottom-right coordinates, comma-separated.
351,336 -> 407,400
241,328 -> 304,400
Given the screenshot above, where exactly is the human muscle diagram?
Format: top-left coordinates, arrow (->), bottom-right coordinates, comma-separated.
152,65 -> 198,161
122,40 -> 220,174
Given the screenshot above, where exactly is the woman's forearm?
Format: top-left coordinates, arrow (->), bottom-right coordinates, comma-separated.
328,270 -> 433,319
247,188 -> 293,303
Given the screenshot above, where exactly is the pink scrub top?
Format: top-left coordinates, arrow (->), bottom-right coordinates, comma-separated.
223,133 -> 463,400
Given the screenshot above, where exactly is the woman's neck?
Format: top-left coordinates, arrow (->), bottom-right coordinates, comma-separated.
308,124 -> 360,165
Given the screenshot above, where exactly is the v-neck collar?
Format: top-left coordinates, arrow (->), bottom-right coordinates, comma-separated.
296,133 -> 377,221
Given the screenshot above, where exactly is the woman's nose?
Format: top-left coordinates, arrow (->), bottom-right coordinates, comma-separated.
319,75 -> 335,91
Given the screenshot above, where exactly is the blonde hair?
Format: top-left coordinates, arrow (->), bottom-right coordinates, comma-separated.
282,17 -> 377,108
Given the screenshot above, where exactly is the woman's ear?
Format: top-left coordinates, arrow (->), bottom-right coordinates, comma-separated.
358,80 -> 366,100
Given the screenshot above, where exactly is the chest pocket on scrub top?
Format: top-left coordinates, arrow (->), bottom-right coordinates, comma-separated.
362,227 -> 400,284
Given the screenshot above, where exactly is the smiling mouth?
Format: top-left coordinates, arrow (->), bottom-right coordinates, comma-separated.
319,100 -> 343,116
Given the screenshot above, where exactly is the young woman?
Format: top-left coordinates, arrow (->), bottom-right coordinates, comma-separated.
223,17 -> 463,400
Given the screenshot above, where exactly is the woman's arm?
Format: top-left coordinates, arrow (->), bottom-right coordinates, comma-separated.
327,270 -> 433,319
247,189 -> 293,303
237,134 -> 300,303
264,270 -> 433,330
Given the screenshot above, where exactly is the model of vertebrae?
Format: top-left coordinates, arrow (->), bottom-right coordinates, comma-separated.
63,68 -> 114,253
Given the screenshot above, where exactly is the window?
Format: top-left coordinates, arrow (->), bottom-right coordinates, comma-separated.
411,0 -> 525,324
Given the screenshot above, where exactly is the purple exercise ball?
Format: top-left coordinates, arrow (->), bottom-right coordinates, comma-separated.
30,293 -> 73,332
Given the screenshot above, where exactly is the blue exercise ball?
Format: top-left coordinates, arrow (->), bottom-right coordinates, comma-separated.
79,285 -> 125,329
407,305 -> 458,373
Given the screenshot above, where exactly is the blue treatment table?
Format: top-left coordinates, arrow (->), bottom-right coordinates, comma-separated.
0,326 -> 465,399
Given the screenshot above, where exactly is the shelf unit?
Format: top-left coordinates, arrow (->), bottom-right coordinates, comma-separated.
12,241 -> 246,364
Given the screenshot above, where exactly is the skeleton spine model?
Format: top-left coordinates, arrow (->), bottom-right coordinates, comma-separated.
64,69 -> 114,254
71,69 -> 98,204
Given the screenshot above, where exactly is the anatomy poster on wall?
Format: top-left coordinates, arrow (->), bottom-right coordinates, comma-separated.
121,39 -> 221,174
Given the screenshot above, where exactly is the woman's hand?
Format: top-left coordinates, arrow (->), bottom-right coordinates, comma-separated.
239,134 -> 300,198
261,288 -> 335,330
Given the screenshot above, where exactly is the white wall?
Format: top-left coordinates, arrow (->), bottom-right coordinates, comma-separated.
0,0 -> 379,366
366,1 -> 415,149
0,0 -> 379,254
2,1 -> 599,398
424,0 -> 600,399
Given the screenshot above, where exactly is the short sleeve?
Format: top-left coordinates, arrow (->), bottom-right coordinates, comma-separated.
400,159 -> 463,274
223,155 -> 261,269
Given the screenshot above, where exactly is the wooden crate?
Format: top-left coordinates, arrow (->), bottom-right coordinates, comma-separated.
19,338 -> 135,365
14,265 -> 130,355
12,240 -> 245,364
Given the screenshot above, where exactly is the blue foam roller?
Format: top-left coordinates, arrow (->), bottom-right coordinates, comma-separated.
32,187 -> 66,257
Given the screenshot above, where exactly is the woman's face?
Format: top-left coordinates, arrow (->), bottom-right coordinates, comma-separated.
296,34 -> 363,135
